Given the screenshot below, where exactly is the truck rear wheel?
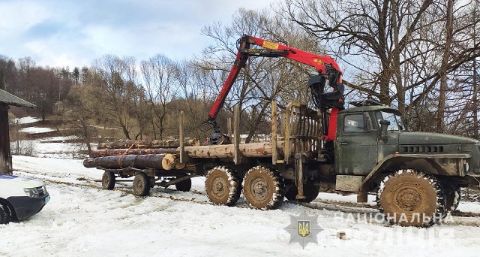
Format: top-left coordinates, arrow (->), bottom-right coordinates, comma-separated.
242,166 -> 284,209
133,173 -> 150,196
205,166 -> 241,206
175,177 -> 192,192
377,169 -> 445,227
284,180 -> 320,203
102,171 -> 116,190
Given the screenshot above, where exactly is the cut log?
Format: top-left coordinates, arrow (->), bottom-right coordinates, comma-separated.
89,148 -> 176,158
182,142 -> 285,159
162,154 -> 176,170
161,153 -> 187,170
97,138 -> 199,150
83,154 -> 175,170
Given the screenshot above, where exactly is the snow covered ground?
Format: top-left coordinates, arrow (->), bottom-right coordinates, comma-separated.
1,155 -> 480,257
19,127 -> 55,134
11,137 -> 89,158
13,116 -> 41,125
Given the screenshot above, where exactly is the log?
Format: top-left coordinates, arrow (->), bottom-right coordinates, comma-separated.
182,142 -> 285,159
162,154 -> 176,170
83,154 -> 170,170
97,138 -> 199,150
89,148 -> 176,158
161,153 -> 185,170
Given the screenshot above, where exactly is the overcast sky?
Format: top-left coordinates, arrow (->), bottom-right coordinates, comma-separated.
0,0 -> 274,68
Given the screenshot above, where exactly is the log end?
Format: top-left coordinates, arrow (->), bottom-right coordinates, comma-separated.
161,154 -> 176,170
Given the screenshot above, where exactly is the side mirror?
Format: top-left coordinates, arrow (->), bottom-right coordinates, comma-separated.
379,120 -> 390,141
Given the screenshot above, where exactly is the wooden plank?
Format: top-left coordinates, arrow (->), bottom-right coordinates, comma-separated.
233,105 -> 241,164
295,154 -> 305,200
271,101 -> 278,165
283,103 -> 291,164
227,117 -> 232,139
179,111 -> 185,163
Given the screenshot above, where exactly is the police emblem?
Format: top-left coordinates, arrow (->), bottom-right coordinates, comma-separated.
285,211 -> 322,248
297,220 -> 310,237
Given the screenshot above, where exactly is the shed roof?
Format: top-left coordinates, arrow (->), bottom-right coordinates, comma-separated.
0,89 -> 35,108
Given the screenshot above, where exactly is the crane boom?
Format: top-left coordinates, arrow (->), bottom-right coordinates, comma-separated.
207,35 -> 344,144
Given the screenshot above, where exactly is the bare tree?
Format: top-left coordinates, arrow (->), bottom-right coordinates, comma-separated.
93,55 -> 137,139
64,85 -> 97,154
141,55 -> 177,140
285,0 -> 480,132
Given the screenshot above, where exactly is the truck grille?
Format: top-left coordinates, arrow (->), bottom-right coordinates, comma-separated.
401,145 -> 444,153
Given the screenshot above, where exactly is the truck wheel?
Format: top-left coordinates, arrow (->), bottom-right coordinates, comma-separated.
175,177 -> 192,192
377,169 -> 445,227
205,166 -> 241,206
284,180 -> 320,203
102,171 -> 116,190
133,173 -> 150,196
444,185 -> 461,212
242,166 -> 284,210
0,203 -> 10,225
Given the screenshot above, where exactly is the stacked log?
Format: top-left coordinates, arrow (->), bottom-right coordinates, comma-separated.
89,148 -> 176,158
182,142 -> 284,159
83,153 -> 183,170
97,138 -> 199,150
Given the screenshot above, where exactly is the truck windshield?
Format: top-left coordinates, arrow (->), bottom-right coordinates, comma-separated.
376,111 -> 403,131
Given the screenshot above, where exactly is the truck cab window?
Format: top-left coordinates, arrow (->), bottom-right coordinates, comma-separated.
376,111 -> 403,131
344,114 -> 365,132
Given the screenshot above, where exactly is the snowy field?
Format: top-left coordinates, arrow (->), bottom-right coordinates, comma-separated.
19,127 -> 55,134
11,136 -> 89,159
1,155 -> 480,256
13,116 -> 41,125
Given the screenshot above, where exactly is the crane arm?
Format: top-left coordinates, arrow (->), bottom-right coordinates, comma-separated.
207,35 -> 344,144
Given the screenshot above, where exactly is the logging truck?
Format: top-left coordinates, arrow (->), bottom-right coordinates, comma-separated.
83,35 -> 480,227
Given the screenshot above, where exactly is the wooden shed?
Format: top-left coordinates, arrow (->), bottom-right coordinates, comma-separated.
0,89 -> 35,175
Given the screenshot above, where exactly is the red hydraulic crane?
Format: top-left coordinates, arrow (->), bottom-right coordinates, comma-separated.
207,35 -> 344,144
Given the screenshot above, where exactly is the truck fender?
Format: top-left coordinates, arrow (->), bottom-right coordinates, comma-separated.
356,153 -> 470,202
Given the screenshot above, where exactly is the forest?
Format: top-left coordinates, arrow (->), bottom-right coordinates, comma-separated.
1,0 -> 480,152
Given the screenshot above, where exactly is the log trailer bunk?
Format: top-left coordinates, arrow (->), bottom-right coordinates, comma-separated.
85,35 -> 480,227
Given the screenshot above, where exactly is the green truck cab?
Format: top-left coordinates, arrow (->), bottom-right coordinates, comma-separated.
331,103 -> 480,226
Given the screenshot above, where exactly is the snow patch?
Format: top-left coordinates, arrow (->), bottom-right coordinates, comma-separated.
13,116 -> 40,125
19,127 -> 55,134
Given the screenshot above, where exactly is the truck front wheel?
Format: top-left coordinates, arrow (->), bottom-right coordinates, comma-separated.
377,169 -> 445,227
242,166 -> 284,209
